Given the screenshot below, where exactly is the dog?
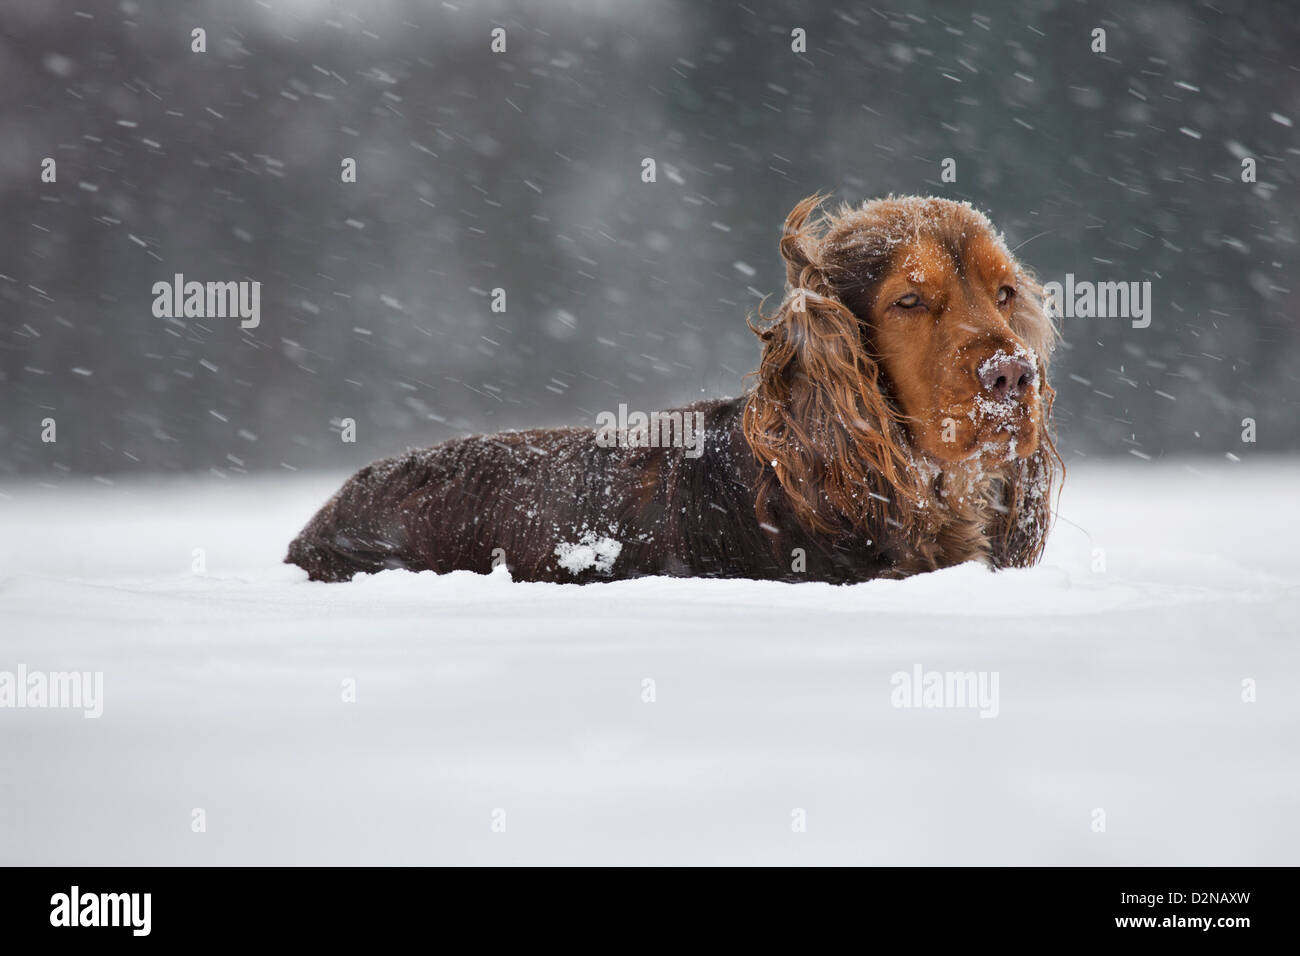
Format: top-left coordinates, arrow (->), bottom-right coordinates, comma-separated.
287,194 -> 1059,584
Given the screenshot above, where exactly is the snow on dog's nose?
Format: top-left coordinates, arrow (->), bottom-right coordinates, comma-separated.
978,351 -> 1035,403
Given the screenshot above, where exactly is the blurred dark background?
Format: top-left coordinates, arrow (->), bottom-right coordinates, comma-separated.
2,0 -> 1297,477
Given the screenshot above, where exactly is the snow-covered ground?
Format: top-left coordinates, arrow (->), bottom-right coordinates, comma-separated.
1,459 -> 1297,865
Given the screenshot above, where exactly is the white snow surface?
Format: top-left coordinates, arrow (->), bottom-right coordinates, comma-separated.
1,459 -> 1297,865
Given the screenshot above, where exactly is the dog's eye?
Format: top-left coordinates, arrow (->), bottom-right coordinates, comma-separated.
997,286 -> 1016,306
895,293 -> 922,309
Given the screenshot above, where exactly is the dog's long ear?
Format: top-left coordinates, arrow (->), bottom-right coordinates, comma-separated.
993,268 -> 1062,567
743,195 -> 922,538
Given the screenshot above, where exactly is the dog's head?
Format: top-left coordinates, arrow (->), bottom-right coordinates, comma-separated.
804,196 -> 1055,463
743,194 -> 1059,565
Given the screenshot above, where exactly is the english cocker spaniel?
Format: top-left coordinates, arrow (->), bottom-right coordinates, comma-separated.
288,194 -> 1059,583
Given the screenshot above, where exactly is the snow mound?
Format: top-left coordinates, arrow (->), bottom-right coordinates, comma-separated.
554,533 -> 622,575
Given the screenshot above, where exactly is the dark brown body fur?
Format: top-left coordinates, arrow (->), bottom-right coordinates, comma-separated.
290,397 -> 905,583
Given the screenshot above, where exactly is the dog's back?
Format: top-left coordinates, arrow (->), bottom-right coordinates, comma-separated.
286,396 -> 823,583
287,423 -> 629,582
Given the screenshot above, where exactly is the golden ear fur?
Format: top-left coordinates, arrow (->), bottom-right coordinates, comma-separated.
742,195 -> 927,541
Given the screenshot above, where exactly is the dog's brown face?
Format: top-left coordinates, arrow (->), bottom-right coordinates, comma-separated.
818,199 -> 1047,466
869,230 -> 1041,463
746,194 -> 1058,564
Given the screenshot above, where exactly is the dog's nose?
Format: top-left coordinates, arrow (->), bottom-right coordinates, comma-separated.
978,355 -> 1035,402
